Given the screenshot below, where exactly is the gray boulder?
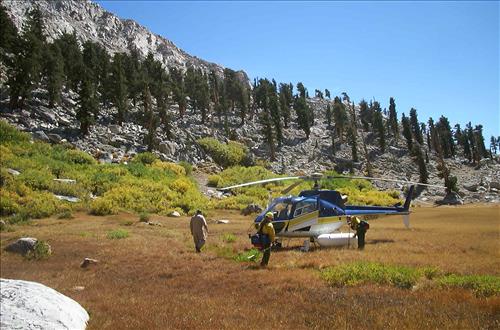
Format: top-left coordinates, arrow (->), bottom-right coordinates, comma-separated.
32,130 -> 50,142
4,238 -> 38,255
47,133 -> 63,144
0,278 -> 89,329
436,192 -> 464,205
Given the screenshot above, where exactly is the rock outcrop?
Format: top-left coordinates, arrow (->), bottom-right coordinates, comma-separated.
0,278 -> 89,329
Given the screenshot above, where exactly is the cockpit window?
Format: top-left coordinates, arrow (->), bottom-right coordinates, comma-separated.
269,202 -> 292,220
293,199 -> 317,217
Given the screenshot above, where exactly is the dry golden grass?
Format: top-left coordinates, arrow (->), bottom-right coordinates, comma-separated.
1,205 -> 499,329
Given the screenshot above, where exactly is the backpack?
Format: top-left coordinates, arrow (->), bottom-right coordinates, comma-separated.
360,220 -> 370,230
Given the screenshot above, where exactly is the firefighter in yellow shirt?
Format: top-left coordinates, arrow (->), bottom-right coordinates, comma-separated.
258,212 -> 276,267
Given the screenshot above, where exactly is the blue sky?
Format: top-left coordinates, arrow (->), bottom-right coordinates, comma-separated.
96,1 -> 499,140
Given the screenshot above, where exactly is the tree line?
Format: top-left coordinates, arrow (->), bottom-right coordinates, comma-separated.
1,5 -> 498,187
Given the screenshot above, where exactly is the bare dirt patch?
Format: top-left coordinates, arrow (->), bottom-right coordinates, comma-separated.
1,205 -> 499,329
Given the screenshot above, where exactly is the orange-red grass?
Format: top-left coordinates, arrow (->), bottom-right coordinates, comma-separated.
1,205 -> 499,329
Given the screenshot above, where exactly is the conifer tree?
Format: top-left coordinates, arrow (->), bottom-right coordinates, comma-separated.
44,42 -> 64,108
278,83 -> 293,128
170,67 -> 186,117
55,32 -> 82,92
401,113 -> 413,152
325,103 -> 332,127
490,136 -> 498,155
324,89 -> 330,99
437,157 -> 458,194
142,84 -> 157,151
412,145 -> 428,184
294,94 -> 312,138
254,79 -> 277,160
373,106 -> 386,152
77,71 -> 98,135
348,102 -> 358,162
314,89 -> 323,99
436,116 -> 455,158
409,108 -> 423,144
123,48 -> 142,106
8,7 -> 45,109
359,99 -> 370,131
0,2 -> 18,54
332,96 -> 348,143
388,97 -> 398,138
110,53 -> 128,124
296,82 -> 307,99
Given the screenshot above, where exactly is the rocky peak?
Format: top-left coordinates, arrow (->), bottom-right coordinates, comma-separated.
3,0 -> 227,75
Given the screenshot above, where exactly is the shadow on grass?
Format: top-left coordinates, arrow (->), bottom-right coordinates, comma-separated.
368,239 -> 396,245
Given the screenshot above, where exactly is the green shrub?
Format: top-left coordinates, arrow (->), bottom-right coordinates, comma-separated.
233,248 -> 261,262
178,161 -> 193,176
198,138 -> 248,168
0,120 -> 31,143
107,229 -> 129,239
25,240 -> 52,260
320,262 -> 420,289
132,152 -> 158,165
89,198 -> 117,216
139,212 -> 150,222
438,274 -> 500,297
57,209 -> 74,219
63,149 -> 96,165
221,233 -> 236,243
23,192 -> 59,219
0,189 -> 20,216
151,160 -> 186,176
19,169 -> 54,190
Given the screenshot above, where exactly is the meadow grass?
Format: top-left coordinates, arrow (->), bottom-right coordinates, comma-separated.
106,229 -> 129,239
1,207 -> 498,329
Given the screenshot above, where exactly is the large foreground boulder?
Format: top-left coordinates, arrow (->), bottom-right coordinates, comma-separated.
0,278 -> 89,329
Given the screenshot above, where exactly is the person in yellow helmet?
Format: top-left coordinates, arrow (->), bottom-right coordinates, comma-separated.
258,212 -> 276,267
348,216 -> 369,250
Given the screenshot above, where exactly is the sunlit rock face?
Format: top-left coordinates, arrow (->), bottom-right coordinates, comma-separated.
0,278 -> 89,330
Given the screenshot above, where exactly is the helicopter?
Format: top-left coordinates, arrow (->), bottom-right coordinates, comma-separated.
220,173 -> 445,248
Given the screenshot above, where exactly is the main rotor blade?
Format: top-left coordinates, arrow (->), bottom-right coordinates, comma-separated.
219,176 -> 301,191
325,175 -> 446,189
282,180 -> 303,194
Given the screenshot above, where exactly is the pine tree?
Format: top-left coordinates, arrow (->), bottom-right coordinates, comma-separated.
123,48 -> 142,106
44,42 -> 64,108
359,99 -> 370,131
490,136 -> 498,155
142,84 -> 157,151
7,7 -> 45,109
373,106 -> 386,152
54,32 -> 83,92
401,113 -> 413,152
170,67 -> 186,117
412,145 -> 428,184
278,83 -> 293,128
436,116 -> 455,158
254,79 -> 277,160
294,95 -> 312,139
409,108 -> 423,144
388,97 -> 398,139
325,103 -> 332,127
437,157 -> 458,194
314,89 -> 323,99
324,89 -> 330,99
110,53 -> 128,124
296,82 -> 307,99
77,72 -> 98,135
348,102 -> 358,162
0,2 -> 18,54
332,96 -> 348,143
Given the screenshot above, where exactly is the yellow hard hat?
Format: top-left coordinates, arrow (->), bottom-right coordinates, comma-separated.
265,212 -> 274,219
